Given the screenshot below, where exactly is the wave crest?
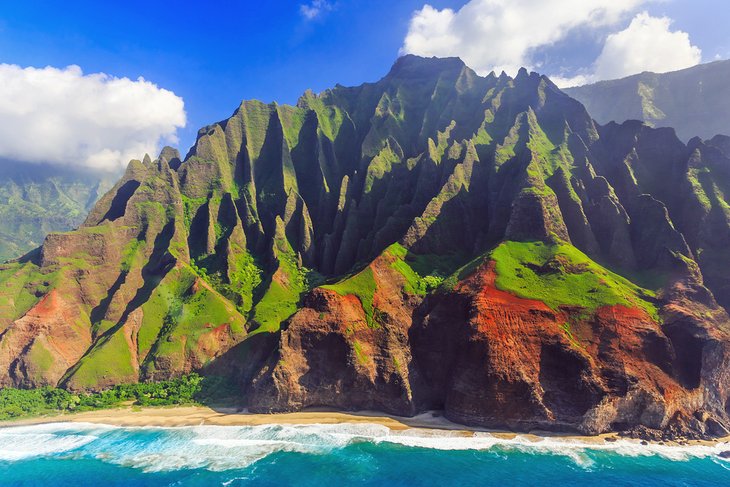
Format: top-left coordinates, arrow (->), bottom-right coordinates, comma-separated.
0,421 -> 727,472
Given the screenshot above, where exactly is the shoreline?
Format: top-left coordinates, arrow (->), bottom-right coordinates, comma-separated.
2,405 -> 729,449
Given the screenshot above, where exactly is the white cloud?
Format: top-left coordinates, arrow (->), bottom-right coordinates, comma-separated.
592,12 -> 701,80
401,0 -> 648,76
300,0 -> 333,20
0,64 -> 185,171
551,12 -> 702,87
549,73 -> 594,89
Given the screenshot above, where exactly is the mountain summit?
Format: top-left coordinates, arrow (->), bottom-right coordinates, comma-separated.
2,56 -> 730,438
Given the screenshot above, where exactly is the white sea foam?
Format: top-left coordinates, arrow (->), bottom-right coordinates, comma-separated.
0,423 -> 107,461
382,428 -> 730,465
0,421 -> 727,471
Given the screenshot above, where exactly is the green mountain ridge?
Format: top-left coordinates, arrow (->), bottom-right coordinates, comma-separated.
565,60 -> 730,142
0,162 -> 114,262
1,55 -> 730,437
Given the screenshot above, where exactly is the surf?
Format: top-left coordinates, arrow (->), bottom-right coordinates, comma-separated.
1,422 -> 728,472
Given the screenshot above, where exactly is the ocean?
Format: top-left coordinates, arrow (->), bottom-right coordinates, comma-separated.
0,422 -> 728,486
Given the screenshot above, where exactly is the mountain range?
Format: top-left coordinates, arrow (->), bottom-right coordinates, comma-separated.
1,55 -> 730,438
0,163 -> 112,262
566,60 -> 730,142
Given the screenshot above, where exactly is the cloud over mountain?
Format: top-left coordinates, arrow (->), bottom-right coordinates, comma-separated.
0,64 -> 185,171
401,0 -> 647,75
402,1 -> 702,87
593,12 -> 701,80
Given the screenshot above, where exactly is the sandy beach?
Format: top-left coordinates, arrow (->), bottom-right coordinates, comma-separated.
1,406 -> 488,432
3,405 -> 727,448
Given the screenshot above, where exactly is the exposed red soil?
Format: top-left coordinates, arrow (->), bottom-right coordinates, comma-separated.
0,290 -> 92,387
413,260 -> 730,436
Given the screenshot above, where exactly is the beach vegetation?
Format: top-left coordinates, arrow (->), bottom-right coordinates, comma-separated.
0,373 -> 234,421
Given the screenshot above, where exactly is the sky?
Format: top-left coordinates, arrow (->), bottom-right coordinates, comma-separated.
0,0 -> 727,172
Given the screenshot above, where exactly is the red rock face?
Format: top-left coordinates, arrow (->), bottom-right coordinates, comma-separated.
249,253 -> 419,415
251,258 -> 730,438
414,261 -> 730,436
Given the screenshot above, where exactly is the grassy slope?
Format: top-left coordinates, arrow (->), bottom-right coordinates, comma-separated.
321,265 -> 378,327
321,243 -> 445,327
0,262 -> 60,329
490,240 -> 659,320
249,234 -> 315,334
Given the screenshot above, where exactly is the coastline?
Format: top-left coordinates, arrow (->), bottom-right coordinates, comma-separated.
2,405 -> 728,449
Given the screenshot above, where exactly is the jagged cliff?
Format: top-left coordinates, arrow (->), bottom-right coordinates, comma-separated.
2,55 -> 730,438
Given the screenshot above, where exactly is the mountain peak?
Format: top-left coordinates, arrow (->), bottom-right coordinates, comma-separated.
387,54 -> 468,79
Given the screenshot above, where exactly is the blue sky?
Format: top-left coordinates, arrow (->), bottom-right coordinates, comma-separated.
0,0 -> 461,154
0,0 -> 727,168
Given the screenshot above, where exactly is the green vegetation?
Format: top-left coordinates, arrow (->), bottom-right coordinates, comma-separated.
427,121 -> 456,162
352,340 -> 369,365
140,265 -> 246,372
0,374 -> 236,421
64,262 -> 247,388
560,322 -> 582,349
364,141 -> 402,193
0,166 -> 113,262
401,249 -> 467,280
490,241 -> 659,320
322,265 -> 378,327
494,115 -> 521,166
137,268 -> 194,359
249,272 -> 303,333
439,254 -> 485,292
276,105 -> 308,151
0,261 -> 60,325
387,243 -> 445,295
320,244 -> 448,328
26,340 -> 55,373
250,225 -> 319,333
181,194 -> 207,228
224,249 -> 264,315
239,100 -> 277,162
191,247 -> 263,316
471,117 -> 493,150
69,332 -> 136,389
120,238 -> 144,272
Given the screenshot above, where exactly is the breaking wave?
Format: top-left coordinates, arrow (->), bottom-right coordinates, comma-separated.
0,420 -> 728,473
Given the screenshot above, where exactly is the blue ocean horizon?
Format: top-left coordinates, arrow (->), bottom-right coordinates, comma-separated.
0,422 -> 728,486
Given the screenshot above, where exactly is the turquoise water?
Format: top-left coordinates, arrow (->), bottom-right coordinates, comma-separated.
0,422 -> 729,486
